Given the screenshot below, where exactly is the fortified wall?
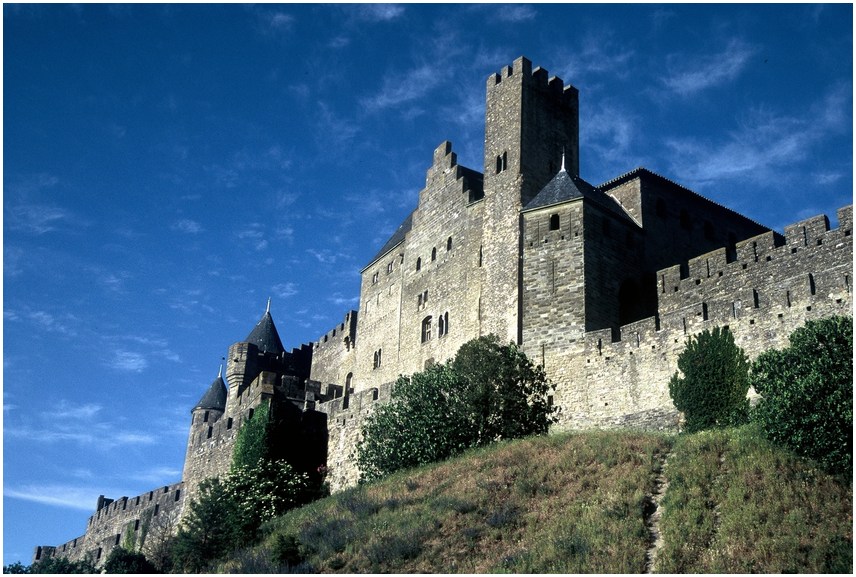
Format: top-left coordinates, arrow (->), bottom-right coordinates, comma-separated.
315,205 -> 853,490
33,482 -> 185,567
546,205 -> 852,430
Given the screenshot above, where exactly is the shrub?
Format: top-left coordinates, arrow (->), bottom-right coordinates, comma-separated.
355,335 -> 556,482
750,316 -> 852,475
25,556 -> 99,574
451,335 -> 556,444
669,326 -> 750,432
102,547 -> 157,573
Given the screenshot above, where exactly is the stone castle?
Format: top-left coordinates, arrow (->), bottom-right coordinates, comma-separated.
34,56 -> 852,566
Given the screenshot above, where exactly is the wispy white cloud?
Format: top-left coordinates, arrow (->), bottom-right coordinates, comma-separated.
171,219 -> 203,234
108,349 -> 149,372
360,64 -> 441,112
272,282 -> 298,298
663,86 -> 849,186
306,248 -> 351,264
660,39 -> 757,96
5,399 -> 158,451
5,484 -> 111,511
492,5 -> 537,23
7,203 -> 74,235
355,4 -> 405,22
6,306 -> 80,337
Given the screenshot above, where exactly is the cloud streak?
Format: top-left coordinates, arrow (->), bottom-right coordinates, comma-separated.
660,39 -> 756,96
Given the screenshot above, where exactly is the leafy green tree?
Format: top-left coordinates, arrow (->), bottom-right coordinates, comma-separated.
224,458 -> 314,539
669,326 -> 750,433
171,478 -> 241,573
451,334 -> 555,444
3,562 -> 31,574
356,363 -> 473,482
356,335 -> 556,482
750,316 -> 852,475
102,547 -> 157,573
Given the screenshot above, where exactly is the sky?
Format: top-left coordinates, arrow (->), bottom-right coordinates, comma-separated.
2,2 -> 852,566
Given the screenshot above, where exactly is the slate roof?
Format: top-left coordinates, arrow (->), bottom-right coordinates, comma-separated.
364,210 -> 414,271
193,373 -> 227,413
523,168 -> 637,225
246,309 -> 285,354
523,169 -> 597,211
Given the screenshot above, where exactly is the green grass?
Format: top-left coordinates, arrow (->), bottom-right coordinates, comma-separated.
215,427 -> 851,573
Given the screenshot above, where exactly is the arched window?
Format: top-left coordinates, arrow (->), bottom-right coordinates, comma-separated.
416,257 -> 421,271
447,236 -> 452,251
438,314 -> 445,337
421,316 -> 433,343
345,372 -> 353,393
431,247 -> 437,261
549,214 -> 560,231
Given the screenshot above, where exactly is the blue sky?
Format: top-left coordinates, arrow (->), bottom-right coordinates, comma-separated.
3,3 -> 852,565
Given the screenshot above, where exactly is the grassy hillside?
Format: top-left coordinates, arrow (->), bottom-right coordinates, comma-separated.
217,426 -> 851,573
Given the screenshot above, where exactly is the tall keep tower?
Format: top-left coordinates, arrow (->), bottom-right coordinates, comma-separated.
481,56 -> 580,343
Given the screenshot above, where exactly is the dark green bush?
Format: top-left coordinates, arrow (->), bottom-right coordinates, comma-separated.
669,326 -> 750,432
750,316 -> 852,475
355,335 -> 556,482
24,556 -> 98,574
102,547 -> 157,573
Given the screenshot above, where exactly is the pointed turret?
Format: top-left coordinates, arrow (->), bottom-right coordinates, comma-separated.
245,299 -> 284,354
192,366 -> 228,413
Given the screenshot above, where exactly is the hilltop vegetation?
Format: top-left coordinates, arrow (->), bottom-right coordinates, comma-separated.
215,426 -> 850,574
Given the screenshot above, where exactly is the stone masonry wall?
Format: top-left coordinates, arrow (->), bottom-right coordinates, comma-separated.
309,310 -> 358,390
549,206 -> 852,431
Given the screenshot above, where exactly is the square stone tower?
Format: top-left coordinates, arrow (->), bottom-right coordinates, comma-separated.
481,56 -> 580,344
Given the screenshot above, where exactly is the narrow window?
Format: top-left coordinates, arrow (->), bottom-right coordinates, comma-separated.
702,302 -> 709,321
248,408 -> 254,420
438,314 -> 445,337
373,351 -> 378,369
174,489 -> 181,502
704,221 -> 715,241
549,214 -> 560,231
378,349 -> 382,366
502,151 -> 508,171
115,534 -> 121,546
809,273 -> 816,295
134,519 -> 140,531
206,426 -> 213,439
417,293 -> 423,308
387,261 -> 393,274
416,257 -> 421,271
154,504 -> 160,516
372,272 -> 379,284
345,372 -> 353,392
421,316 -> 433,343
680,209 -> 691,230
478,245 -> 483,267
227,417 -> 233,429
444,311 -> 449,335
753,289 -> 760,308
431,247 -> 437,261
203,410 -> 209,423
447,236 -> 453,251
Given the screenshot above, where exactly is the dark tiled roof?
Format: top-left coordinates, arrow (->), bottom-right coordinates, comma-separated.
523,169 -> 596,211
193,374 -> 227,413
246,310 -> 284,354
365,210 -> 414,270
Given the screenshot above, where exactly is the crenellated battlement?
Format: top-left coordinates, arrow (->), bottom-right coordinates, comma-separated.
487,56 -> 578,107
657,207 -> 852,315
313,310 -> 358,352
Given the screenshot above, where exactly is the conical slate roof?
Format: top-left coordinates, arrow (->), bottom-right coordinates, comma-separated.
245,302 -> 284,354
193,371 -> 227,413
